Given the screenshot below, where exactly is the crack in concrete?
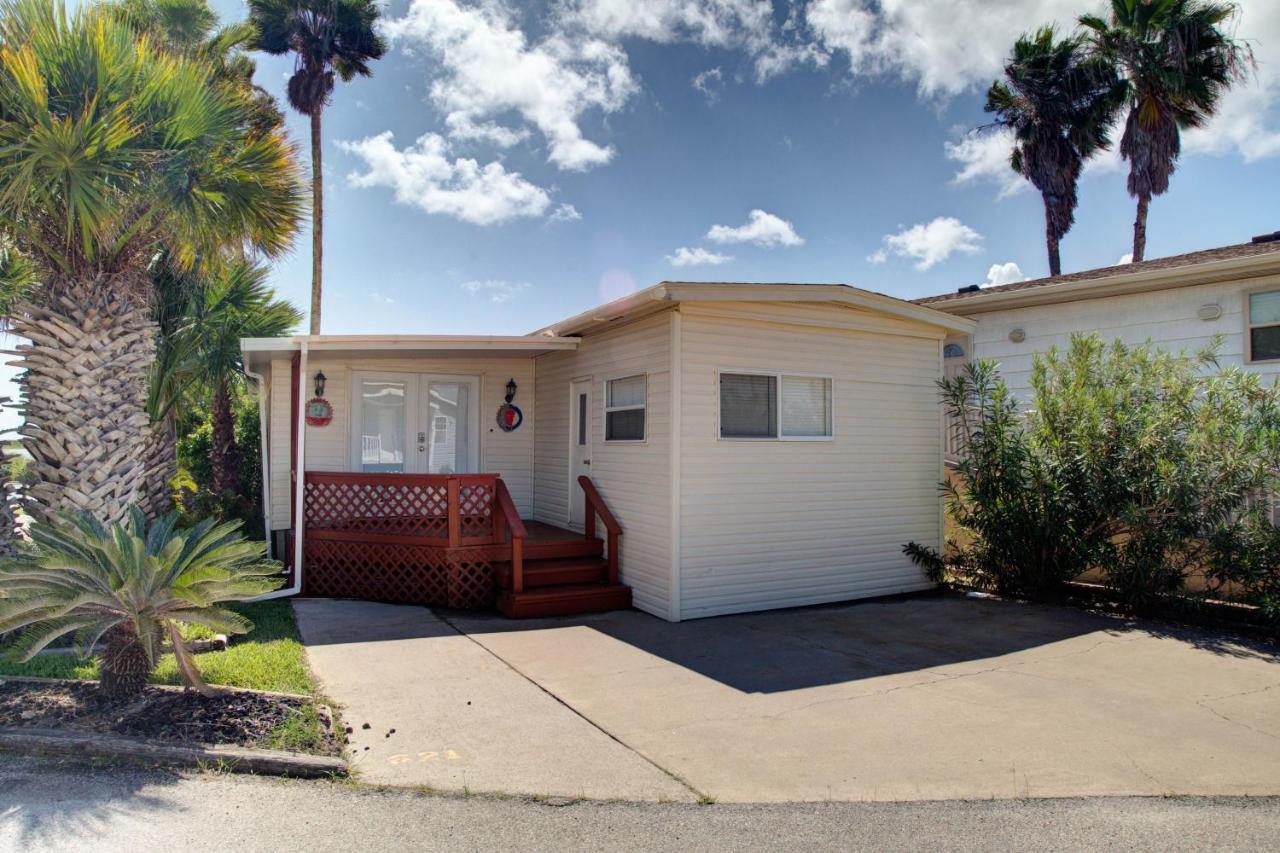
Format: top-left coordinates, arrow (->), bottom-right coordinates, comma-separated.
433,610 -> 710,802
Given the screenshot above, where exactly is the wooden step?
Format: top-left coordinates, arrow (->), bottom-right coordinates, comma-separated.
494,557 -> 607,590
497,583 -> 632,618
524,537 -> 604,561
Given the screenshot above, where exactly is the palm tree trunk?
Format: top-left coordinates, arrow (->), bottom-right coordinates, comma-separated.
0,435 -> 19,557
210,379 -> 240,496
11,278 -> 155,526
99,624 -> 151,700
1044,196 -> 1062,277
1132,193 -> 1150,263
310,109 -> 323,335
141,413 -> 177,518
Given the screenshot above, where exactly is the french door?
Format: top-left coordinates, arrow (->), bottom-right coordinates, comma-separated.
351,372 -> 480,474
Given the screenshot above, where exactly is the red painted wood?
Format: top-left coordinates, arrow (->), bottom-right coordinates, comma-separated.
578,476 -> 622,585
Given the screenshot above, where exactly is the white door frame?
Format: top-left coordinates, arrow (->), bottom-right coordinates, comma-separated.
349,370 -> 481,474
567,377 -> 592,527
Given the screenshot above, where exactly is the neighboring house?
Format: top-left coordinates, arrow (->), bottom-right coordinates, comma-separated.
242,282 -> 972,622
916,234 -> 1280,462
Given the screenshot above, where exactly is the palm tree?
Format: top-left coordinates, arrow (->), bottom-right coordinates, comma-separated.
188,260 -> 302,496
987,28 -> 1126,277
249,0 -> 386,335
0,0 -> 304,525
1081,0 -> 1253,262
0,508 -> 281,698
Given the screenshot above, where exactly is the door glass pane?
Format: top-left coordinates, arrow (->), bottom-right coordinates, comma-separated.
1251,290 -> 1280,326
427,382 -> 470,474
577,393 -> 588,446
781,376 -> 831,437
720,373 -> 776,438
359,379 -> 407,472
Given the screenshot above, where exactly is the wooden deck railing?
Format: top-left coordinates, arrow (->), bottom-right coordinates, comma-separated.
578,475 -> 622,584
494,477 -> 527,593
303,471 -> 511,548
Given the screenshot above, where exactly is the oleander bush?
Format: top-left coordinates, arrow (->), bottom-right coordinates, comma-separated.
907,334 -> 1280,621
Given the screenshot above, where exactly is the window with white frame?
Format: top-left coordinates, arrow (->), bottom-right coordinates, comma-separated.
719,372 -> 832,439
1248,289 -> 1280,361
605,374 -> 646,441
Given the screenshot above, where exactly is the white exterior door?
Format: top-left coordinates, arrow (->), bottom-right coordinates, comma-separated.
352,372 -> 479,474
568,378 -> 592,526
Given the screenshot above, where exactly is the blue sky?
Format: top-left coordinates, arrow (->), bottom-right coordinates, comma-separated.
203,0 -> 1278,339
7,0 -> 1279,430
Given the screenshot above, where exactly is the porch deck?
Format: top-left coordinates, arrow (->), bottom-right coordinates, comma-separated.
297,472 -> 630,617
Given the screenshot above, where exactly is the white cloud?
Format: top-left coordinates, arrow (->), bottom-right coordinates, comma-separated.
667,246 -> 734,266
548,203 -> 582,223
384,0 -> 637,171
339,131 -> 556,225
371,291 -> 395,305
944,129 -> 1026,199
558,0 -> 826,82
872,216 -> 983,270
692,66 -> 724,101
1117,252 -> 1133,266
706,209 -> 804,247
983,261 -> 1027,287
461,279 -> 531,303
1183,2 -> 1280,162
809,0 -> 1280,164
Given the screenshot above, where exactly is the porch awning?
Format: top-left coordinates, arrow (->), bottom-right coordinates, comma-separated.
241,334 -> 581,373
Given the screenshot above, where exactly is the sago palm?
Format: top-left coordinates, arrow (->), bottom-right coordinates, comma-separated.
0,508 -> 282,698
1081,0 -> 1253,261
0,0 -> 304,525
249,0 -> 386,334
987,28 -> 1125,277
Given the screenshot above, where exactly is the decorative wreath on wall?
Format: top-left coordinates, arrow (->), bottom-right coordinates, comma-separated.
305,397 -> 332,427
496,403 -> 522,432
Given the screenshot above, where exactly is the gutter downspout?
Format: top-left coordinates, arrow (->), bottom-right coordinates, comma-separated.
255,339 -> 307,601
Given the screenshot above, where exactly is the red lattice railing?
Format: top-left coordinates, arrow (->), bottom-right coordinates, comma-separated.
301,472 -> 518,609
304,472 -> 501,547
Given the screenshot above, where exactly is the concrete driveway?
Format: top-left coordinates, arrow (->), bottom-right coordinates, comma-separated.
298,594 -> 1280,803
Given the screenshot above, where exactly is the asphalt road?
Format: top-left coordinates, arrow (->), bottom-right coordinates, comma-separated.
3,757 -> 1280,852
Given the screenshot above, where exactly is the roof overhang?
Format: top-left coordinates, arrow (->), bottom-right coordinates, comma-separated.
924,251 -> 1280,316
533,282 -> 975,337
240,334 -> 581,374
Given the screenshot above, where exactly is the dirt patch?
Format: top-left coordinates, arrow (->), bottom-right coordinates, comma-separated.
0,680 -> 340,756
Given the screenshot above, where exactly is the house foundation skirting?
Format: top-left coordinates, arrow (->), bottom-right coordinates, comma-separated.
302,540 -> 500,610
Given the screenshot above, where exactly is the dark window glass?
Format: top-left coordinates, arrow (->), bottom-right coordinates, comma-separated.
720,373 -> 777,438
1252,326 -> 1280,361
577,393 -> 588,445
605,408 -> 645,441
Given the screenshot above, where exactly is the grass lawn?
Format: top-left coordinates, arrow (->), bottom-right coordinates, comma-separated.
0,600 -> 318,696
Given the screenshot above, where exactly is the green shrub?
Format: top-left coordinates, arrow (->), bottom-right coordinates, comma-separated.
0,509 -> 282,698
908,335 -> 1280,619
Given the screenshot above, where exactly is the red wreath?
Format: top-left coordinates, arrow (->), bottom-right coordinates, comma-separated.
305,397 -> 333,427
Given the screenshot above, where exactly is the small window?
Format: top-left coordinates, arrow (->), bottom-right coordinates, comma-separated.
943,343 -> 965,359
719,372 -> 832,439
577,392 -> 588,446
1248,290 -> 1280,361
605,375 -> 646,441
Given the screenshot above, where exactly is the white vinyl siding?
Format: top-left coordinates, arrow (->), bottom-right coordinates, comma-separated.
533,313 -> 672,618
266,355 -> 536,528
268,356 -> 293,530
966,276 -> 1280,401
677,302 -> 945,620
